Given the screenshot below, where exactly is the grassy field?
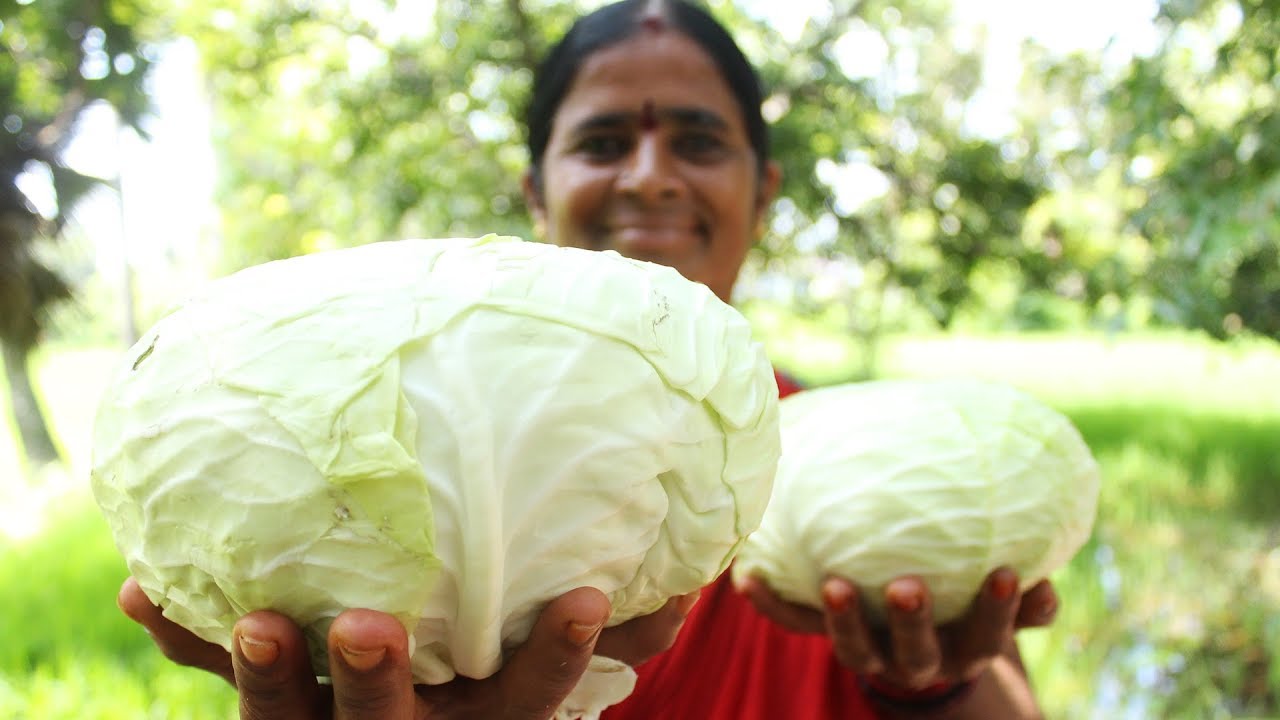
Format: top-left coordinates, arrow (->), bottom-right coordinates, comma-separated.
2,332 -> 1278,719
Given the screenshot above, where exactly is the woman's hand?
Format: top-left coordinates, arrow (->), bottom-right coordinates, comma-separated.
118,577 -> 697,719
738,567 -> 1058,688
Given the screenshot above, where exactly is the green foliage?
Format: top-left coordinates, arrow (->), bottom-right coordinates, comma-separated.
1026,405 -> 1280,719
17,0 -> 1275,350
0,497 -> 146,671
1,0 -> 161,465
1041,0 -> 1280,341
740,0 -> 1052,351
166,0 -> 1062,361
1,0 -> 158,264
0,0 -> 157,128
0,496 -> 236,719
176,0 -> 590,271
158,0 -> 1280,351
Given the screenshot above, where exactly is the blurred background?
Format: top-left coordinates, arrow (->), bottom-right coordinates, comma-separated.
2,0 -> 1278,717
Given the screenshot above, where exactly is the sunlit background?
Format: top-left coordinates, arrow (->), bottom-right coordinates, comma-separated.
3,0 -> 1278,717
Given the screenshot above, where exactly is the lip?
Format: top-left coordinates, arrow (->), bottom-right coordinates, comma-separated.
601,219 -> 709,254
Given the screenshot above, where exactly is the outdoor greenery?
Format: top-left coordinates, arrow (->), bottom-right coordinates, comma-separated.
3,0 -> 1279,718
1,0 -> 153,466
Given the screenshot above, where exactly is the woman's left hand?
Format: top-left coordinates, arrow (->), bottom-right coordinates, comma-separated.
738,567 -> 1058,688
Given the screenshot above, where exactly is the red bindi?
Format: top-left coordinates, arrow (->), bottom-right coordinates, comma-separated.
641,16 -> 665,33
640,100 -> 658,130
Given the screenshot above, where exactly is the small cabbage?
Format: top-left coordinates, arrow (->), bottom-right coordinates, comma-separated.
91,236 -> 779,705
732,378 -> 1099,623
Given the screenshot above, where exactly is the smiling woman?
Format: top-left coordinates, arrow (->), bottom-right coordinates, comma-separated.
117,2 -> 1058,719
522,1 -> 780,303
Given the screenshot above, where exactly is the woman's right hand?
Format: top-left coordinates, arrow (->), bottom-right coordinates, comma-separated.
118,577 -> 698,719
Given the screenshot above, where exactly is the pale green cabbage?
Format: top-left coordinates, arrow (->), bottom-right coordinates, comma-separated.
91,235 -> 780,692
732,378 -> 1099,623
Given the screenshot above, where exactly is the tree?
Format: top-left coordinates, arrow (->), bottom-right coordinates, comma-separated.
172,0 -> 582,271
730,0 -> 1050,375
175,0 -> 1056,380
1036,0 -> 1280,341
0,0 -> 153,467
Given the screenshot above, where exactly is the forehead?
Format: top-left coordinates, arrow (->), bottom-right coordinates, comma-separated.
552,32 -> 746,135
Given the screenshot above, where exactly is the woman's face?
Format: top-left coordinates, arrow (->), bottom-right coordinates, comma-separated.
524,30 -> 780,302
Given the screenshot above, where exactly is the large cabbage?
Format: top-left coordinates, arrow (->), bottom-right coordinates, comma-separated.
91,236 -> 779,713
732,378 -> 1099,623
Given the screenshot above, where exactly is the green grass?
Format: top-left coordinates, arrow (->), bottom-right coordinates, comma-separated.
3,333 -> 1279,719
0,495 -> 237,719
1021,404 -> 1280,719
0,345 -> 236,718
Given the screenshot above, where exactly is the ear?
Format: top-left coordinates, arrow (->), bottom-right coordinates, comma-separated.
752,160 -> 782,234
522,170 -> 548,240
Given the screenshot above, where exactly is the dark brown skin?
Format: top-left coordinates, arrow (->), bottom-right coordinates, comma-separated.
122,566 -> 1054,719
118,577 -> 698,720
741,568 -> 1058,719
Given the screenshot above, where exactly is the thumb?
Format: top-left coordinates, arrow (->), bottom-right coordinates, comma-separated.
498,587 -> 612,720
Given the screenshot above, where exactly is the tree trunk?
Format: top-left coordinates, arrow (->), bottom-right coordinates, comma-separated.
1,338 -> 61,468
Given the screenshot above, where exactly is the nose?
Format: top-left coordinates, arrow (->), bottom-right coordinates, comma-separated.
617,134 -> 685,202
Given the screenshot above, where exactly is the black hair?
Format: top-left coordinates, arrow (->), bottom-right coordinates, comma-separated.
525,0 -> 770,190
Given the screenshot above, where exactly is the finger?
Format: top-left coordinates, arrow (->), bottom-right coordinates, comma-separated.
883,576 -> 942,688
821,577 -> 884,675
498,586 -> 612,720
594,591 -> 700,667
232,610 -> 325,720
737,575 -> 826,634
118,577 -> 235,684
327,609 -> 417,720
951,567 -> 1020,678
1015,579 -> 1059,629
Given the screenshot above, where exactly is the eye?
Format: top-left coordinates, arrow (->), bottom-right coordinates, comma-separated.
574,134 -> 632,162
673,132 -> 728,162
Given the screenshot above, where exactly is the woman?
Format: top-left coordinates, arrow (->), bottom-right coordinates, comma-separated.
118,1 -> 1060,717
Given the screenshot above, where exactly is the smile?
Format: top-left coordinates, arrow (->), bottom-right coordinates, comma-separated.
605,225 -> 709,255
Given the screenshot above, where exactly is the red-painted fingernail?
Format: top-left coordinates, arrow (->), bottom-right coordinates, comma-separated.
990,574 -> 1018,601
887,586 -> 922,613
238,634 -> 280,668
339,644 -> 387,672
823,583 -> 851,615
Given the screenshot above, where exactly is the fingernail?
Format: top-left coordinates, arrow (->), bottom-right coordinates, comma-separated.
116,591 -> 140,623
566,621 -> 604,647
339,644 -> 387,672
887,586 -> 922,614
990,573 -> 1018,601
238,634 -> 280,668
822,582 -> 851,615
